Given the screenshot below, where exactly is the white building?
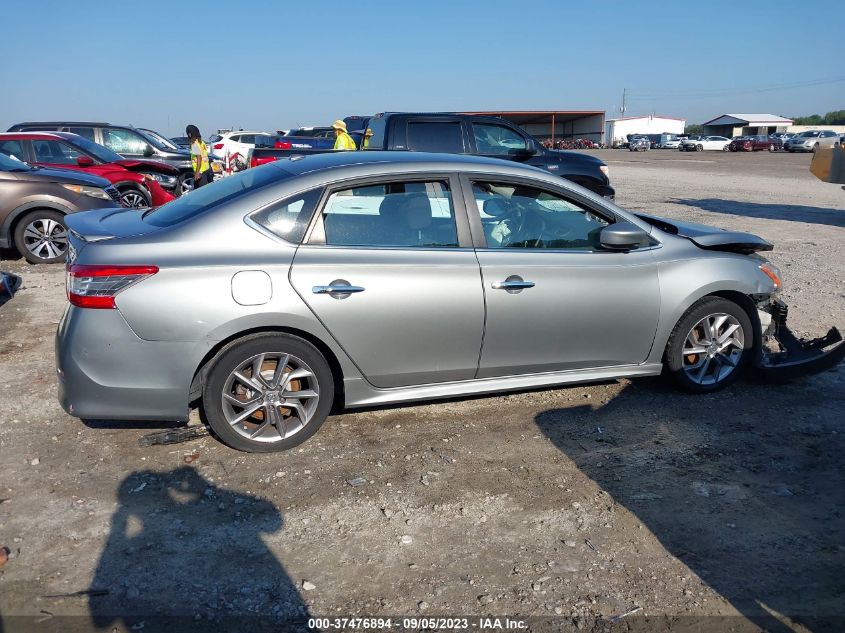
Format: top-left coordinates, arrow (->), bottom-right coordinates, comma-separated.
605,115 -> 685,146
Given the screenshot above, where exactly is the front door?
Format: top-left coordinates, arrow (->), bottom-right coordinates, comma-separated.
290,175 -> 484,388
464,177 -> 661,378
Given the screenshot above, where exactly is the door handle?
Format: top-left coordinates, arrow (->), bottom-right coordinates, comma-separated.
492,280 -> 535,290
312,284 -> 365,294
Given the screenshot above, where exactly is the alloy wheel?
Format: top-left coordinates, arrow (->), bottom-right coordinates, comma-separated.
221,352 -> 320,443
22,218 -> 68,261
120,190 -> 148,208
181,176 -> 194,194
681,313 -> 745,386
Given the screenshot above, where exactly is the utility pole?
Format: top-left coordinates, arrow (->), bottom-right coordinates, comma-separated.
620,88 -> 627,115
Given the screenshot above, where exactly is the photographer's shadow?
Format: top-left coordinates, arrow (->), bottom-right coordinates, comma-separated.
89,466 -> 307,631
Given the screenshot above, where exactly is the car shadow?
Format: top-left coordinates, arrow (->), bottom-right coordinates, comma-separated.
534,378 -> 845,632
88,466 -> 308,632
670,198 -> 845,229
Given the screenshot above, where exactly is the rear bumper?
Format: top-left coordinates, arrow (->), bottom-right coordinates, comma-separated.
55,305 -> 205,422
757,299 -> 845,380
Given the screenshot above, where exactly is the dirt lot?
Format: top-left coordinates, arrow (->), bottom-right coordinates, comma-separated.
1,150 -> 843,632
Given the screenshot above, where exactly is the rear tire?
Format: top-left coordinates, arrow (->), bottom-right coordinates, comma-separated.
664,297 -> 754,394
13,209 -> 68,264
696,144 -> 703,152
202,333 -> 334,452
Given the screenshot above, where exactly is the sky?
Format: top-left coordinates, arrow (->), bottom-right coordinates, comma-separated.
1,0 -> 842,136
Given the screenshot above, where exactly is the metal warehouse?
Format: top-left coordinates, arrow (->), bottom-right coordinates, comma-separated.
605,115 -> 686,146
702,114 -> 793,137
460,111 -> 606,144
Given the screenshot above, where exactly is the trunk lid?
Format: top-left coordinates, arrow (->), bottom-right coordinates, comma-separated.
635,213 -> 773,254
64,208 -> 163,263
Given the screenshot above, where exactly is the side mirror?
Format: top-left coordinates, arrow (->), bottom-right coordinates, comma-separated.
142,144 -> 154,157
76,156 -> 94,167
600,222 -> 649,251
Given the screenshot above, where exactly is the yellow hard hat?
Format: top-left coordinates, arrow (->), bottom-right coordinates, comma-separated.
332,119 -> 347,131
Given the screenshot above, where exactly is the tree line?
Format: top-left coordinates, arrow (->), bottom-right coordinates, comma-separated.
789,110 -> 845,125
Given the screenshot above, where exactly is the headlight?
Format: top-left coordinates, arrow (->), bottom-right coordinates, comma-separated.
62,184 -> 111,200
759,263 -> 782,291
599,165 -> 609,177
141,172 -> 177,185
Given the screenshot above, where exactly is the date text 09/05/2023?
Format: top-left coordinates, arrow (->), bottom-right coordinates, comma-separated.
307,617 -> 528,630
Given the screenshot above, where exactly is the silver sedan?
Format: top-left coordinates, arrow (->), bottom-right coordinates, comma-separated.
56,152 -> 844,452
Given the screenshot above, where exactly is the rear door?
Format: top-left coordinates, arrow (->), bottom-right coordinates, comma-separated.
463,175 -> 660,377
289,173 -> 484,388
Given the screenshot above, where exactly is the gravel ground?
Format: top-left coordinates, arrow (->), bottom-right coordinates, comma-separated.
0,151 -> 843,633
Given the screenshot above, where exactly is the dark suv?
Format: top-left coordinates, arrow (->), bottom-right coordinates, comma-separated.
0,153 -> 118,264
7,122 -> 195,194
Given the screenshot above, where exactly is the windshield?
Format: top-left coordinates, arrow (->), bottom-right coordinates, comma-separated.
138,128 -> 181,151
67,135 -> 124,163
0,152 -> 31,171
143,163 -> 289,227
799,131 -> 820,137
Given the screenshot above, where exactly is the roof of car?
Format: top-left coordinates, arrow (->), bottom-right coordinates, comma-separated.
0,131 -> 65,139
277,150 -> 551,179
12,121 -> 113,126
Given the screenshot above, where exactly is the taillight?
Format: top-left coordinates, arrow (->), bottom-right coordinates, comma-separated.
213,143 -> 224,150
274,140 -> 292,149
67,264 -> 158,309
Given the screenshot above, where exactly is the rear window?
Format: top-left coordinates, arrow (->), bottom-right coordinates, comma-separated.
143,164 -> 288,227
406,121 -> 464,153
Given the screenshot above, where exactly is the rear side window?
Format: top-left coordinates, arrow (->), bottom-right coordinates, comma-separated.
250,188 -> 322,244
66,127 -> 96,141
406,122 -> 464,153
143,164 -> 289,227
0,140 -> 25,161
321,180 -> 458,248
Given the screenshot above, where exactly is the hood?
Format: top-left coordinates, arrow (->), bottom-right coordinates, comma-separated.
544,149 -> 606,166
114,158 -> 180,174
16,166 -> 112,188
635,212 -> 773,254
65,207 -> 162,243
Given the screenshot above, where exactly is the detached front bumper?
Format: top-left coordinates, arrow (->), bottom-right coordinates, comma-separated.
757,299 -> 845,380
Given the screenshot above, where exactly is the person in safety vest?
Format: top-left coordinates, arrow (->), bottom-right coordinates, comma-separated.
361,128 -> 374,150
186,124 -> 214,189
332,120 -> 356,151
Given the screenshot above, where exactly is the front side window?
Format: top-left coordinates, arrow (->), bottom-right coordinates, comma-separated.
32,140 -> 82,164
322,180 -> 458,248
473,123 -> 527,154
472,181 -> 612,250
406,122 -> 464,153
103,128 -> 149,154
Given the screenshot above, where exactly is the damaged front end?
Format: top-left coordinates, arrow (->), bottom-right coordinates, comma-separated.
757,298 -> 845,380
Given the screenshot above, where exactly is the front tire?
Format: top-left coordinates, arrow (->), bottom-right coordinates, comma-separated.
13,209 -> 68,264
696,144 -> 704,152
177,174 -> 194,197
118,187 -> 151,208
664,297 -> 754,394
202,333 -> 334,452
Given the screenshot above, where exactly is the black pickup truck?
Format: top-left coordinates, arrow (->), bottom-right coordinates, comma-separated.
250,113 -> 614,198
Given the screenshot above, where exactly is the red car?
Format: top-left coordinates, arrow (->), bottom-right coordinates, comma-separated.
0,132 -> 177,207
728,135 -> 781,153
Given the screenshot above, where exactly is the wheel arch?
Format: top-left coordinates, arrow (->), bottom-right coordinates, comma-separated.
2,202 -> 71,249
189,325 -> 346,411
